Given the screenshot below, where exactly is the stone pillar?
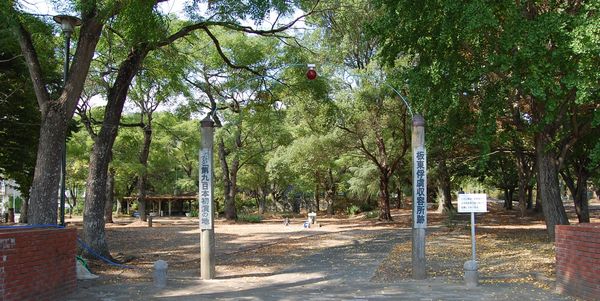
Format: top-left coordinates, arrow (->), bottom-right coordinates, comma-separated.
200,116 -> 216,280
411,114 -> 427,279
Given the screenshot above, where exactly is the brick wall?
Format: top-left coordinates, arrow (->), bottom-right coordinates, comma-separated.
0,228 -> 77,301
555,223 -> 600,301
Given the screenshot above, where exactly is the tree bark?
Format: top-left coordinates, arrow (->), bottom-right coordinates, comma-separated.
257,184 -> 268,214
82,47 -> 149,258
526,185 -> 534,209
28,110 -> 67,224
535,133 -> 569,240
561,168 -> 590,223
13,7 -> 103,225
378,173 -> 392,220
104,168 -> 115,223
396,187 -> 403,209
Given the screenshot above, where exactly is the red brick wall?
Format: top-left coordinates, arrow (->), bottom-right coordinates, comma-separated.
0,228 -> 77,301
555,224 -> 600,301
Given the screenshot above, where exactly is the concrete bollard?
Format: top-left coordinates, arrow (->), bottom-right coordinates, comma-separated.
464,260 -> 478,288
153,260 -> 168,288
148,216 -> 153,227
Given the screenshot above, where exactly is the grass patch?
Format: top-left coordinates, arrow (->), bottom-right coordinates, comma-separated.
237,214 -> 263,223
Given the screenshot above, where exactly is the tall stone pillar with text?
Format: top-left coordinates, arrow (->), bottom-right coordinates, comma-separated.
200,116 -> 216,279
411,114 -> 427,279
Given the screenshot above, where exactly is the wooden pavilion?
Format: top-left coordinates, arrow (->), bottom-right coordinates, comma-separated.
121,195 -> 198,216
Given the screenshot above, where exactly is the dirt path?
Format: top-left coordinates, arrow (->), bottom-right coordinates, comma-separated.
65,207 -> 580,300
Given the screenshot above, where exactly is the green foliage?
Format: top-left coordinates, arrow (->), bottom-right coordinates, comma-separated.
237,213 -> 263,223
346,204 -> 360,216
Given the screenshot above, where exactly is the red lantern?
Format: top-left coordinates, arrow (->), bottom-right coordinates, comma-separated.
306,64 -> 317,80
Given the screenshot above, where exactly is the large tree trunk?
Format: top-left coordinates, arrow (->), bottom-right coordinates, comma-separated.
257,185 -> 268,215
437,160 -> 454,213
82,48 -> 148,258
535,133 -> 569,240
14,9 -> 103,226
378,173 -> 392,221
324,169 -> 336,217
104,168 -> 115,223
28,110 -> 67,224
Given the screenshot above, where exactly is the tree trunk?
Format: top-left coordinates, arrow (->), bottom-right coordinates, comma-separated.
561,168 -> 590,223
396,187 -> 402,209
82,48 -> 149,258
526,185 -> 534,209
378,173 -> 392,221
28,110 -> 67,224
438,160 -> 454,213
535,182 -> 542,212
218,138 -> 236,220
314,180 -> 320,212
14,11 -> 103,226
324,169 -> 336,217
104,168 -> 115,223
573,177 -> 590,223
535,133 -> 569,240
257,185 -> 268,215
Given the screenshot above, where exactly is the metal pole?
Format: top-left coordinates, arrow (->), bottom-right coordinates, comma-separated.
200,116 -> 215,279
471,212 -> 476,262
411,114 -> 427,279
59,33 -> 71,227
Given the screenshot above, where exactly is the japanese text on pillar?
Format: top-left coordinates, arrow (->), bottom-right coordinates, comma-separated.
200,149 -> 212,229
413,147 -> 427,228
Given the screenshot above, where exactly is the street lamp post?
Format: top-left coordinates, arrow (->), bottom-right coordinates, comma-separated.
53,15 -> 81,226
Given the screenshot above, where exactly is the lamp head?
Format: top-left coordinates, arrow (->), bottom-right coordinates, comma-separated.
53,15 -> 82,36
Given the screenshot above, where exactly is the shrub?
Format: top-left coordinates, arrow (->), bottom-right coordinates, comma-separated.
237,214 -> 262,223
347,205 -> 360,216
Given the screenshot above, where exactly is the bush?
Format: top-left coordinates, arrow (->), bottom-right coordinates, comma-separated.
347,205 -> 360,216
237,214 -> 262,223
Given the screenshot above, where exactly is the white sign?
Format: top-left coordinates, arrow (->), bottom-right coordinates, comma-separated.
412,146 -> 427,228
458,194 -> 487,213
199,148 -> 213,229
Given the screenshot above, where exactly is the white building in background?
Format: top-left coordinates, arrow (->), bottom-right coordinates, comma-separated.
0,178 -> 21,214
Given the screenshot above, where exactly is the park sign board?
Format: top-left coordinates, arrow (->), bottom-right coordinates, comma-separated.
458,194 -> 487,213
413,146 -> 427,228
199,148 -> 213,229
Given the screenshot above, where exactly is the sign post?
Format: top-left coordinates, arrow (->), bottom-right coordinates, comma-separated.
457,193 -> 487,287
200,116 -> 215,280
411,115 -> 427,279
